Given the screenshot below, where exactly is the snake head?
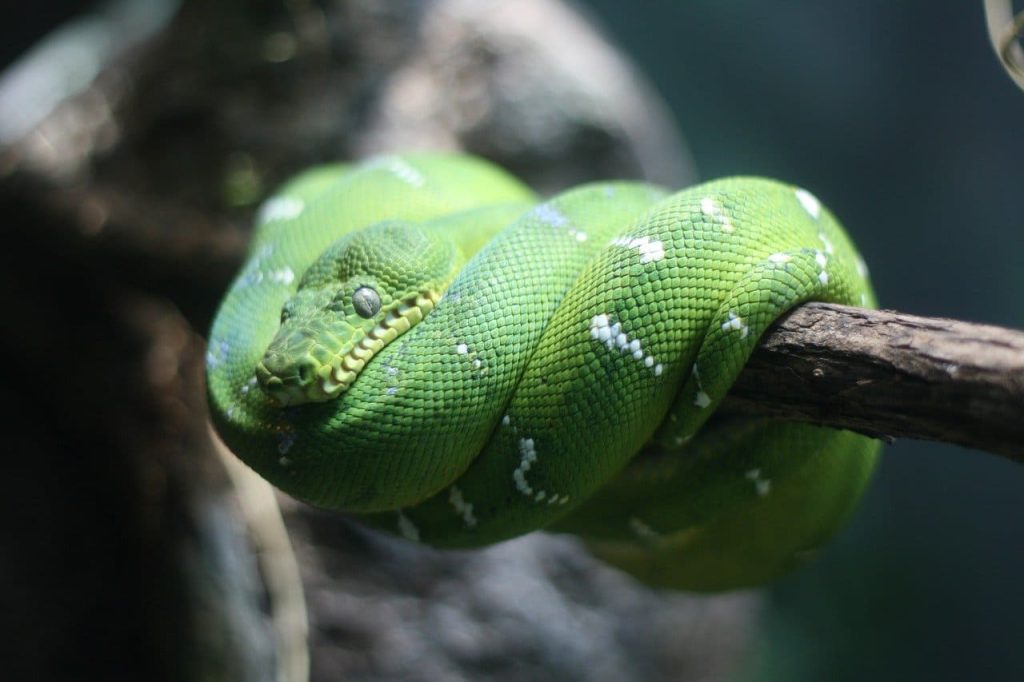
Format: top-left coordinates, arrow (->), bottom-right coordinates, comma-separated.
256,220 -> 459,406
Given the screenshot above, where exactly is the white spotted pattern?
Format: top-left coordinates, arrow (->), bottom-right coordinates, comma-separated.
815,250 -> 829,286
700,197 -> 736,233
691,362 -> 711,408
819,232 -> 835,254
610,235 -> 665,263
257,196 -> 305,224
589,314 -> 663,376
513,438 -> 538,496
205,339 -> 231,371
396,511 -> 421,542
533,203 -> 569,228
384,157 -> 426,187
745,468 -> 772,497
448,486 -> 478,527
795,188 -> 821,219
629,517 -> 661,541
513,437 -> 569,505
721,311 -> 750,339
267,267 -> 295,285
855,255 -> 869,278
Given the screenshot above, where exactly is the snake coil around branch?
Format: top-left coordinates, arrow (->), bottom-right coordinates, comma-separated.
207,153 -> 880,591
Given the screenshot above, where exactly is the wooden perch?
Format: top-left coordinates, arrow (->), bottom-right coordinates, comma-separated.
726,303 -> 1024,460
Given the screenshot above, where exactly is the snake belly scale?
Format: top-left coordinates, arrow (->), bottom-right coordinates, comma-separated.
207,153 -> 880,591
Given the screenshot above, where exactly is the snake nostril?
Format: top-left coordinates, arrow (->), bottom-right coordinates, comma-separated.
297,361 -> 315,385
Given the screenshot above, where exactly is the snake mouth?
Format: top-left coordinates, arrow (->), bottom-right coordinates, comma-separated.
256,291 -> 439,406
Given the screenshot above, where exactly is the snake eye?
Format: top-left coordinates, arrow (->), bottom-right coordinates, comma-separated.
352,286 -> 381,318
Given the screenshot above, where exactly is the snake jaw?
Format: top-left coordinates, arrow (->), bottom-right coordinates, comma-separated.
317,291 -> 438,396
257,290 -> 440,406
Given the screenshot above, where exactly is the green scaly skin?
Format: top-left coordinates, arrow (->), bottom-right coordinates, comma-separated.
207,153 -> 880,592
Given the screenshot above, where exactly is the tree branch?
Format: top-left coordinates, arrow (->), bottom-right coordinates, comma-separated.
726,303 -> 1024,461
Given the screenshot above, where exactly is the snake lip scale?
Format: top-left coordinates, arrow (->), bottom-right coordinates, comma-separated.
207,153 -> 881,591
256,290 -> 439,405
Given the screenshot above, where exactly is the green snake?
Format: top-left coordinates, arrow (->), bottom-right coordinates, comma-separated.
207,153 -> 880,591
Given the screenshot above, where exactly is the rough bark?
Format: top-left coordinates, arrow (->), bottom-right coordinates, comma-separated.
726,303 -> 1024,460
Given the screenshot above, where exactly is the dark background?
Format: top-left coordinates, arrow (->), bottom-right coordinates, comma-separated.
4,2 -> 1022,680
581,1 -> 1024,680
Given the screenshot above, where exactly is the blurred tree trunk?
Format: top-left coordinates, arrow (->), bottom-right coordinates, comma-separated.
0,1 -> 759,681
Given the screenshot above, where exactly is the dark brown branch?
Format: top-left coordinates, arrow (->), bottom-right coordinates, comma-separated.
726,303 -> 1024,461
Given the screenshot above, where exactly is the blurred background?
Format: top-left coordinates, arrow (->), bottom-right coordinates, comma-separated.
1,1 -> 1021,680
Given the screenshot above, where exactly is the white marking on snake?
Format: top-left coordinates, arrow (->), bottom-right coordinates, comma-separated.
267,267 -> 295,285
257,196 -> 304,224
396,511 -> 421,542
700,197 -> 735,233
456,343 -> 469,355
610,235 -> 665,263
692,362 -> 711,408
513,438 -> 538,496
277,431 -> 296,454
795,188 -> 821,219
769,252 -> 792,264
745,468 -> 772,497
855,255 -> 869,278
205,339 -> 231,370
513,438 -> 568,505
386,386 -> 398,396
569,228 -> 588,242
384,157 -> 426,187
861,292 -> 868,306
448,486 -> 477,527
629,517 -> 661,541
815,250 -> 829,285
589,314 -> 661,374
721,311 -> 750,338
819,232 -> 835,254
533,203 -> 569,228
502,414 -> 511,426
278,456 -> 291,467
236,245 -> 289,289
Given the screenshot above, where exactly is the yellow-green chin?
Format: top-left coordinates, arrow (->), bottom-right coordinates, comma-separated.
260,291 -> 439,406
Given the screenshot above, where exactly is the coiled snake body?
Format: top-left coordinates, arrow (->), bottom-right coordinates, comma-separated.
207,153 -> 880,591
